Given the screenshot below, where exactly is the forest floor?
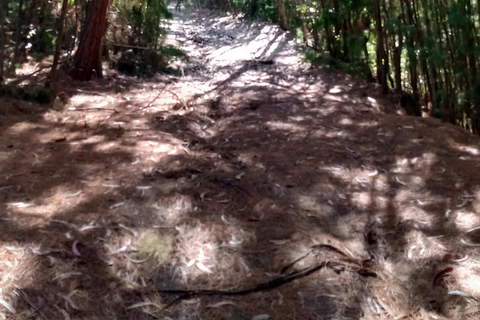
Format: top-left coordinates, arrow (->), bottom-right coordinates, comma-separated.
2,7 -> 480,320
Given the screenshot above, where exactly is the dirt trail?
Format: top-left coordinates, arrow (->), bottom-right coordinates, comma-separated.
1,8 -> 480,320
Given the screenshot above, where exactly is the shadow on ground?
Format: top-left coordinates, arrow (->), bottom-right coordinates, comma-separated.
1,8 -> 480,320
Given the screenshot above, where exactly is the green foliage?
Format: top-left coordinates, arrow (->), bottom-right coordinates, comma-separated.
117,45 -> 187,77
159,44 -> 188,60
254,0 -> 278,21
113,0 -> 172,49
303,48 -> 319,64
304,48 -> 370,77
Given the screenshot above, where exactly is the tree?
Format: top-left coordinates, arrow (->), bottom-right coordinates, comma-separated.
0,1 -> 7,84
69,0 -> 110,81
374,0 -> 388,93
277,0 -> 288,30
48,0 -> 69,83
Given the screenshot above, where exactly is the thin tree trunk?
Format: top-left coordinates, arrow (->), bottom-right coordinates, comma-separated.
13,0 -> 24,65
297,0 -> 308,43
465,0 -> 477,86
250,0 -> 258,16
277,0 -> 288,31
48,0 -> 69,83
374,0 -> 388,93
320,0 -> 333,55
312,27 -> 320,49
393,34 -> 403,92
404,0 -> 419,102
69,0 -> 110,81
0,1 -> 6,84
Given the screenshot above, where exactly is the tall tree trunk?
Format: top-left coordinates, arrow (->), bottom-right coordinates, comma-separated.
0,1 -> 6,84
48,0 -> 69,84
465,0 -> 477,86
312,27 -> 321,50
297,0 -> 308,43
393,34 -> 403,92
250,0 -> 258,17
374,0 -> 388,93
69,0 -> 110,81
420,0 -> 438,109
277,0 -> 288,31
13,0 -> 24,65
404,0 -> 419,102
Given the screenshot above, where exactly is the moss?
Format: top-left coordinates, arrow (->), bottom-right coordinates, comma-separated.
135,230 -> 174,265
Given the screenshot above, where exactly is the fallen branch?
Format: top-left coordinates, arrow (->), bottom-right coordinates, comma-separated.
280,243 -> 349,274
158,258 -> 376,310
140,84 -> 168,111
165,89 -> 187,109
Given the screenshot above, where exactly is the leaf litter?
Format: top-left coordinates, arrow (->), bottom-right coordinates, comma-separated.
1,5 -> 480,320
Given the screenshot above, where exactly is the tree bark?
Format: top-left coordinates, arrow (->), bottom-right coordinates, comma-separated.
69,0 -> 110,81
13,0 -> 24,65
465,0 -> 477,86
393,34 -> 403,92
297,0 -> 308,43
48,0 -> 69,83
277,0 -> 288,31
374,0 -> 388,93
250,0 -> 258,17
0,1 -> 7,84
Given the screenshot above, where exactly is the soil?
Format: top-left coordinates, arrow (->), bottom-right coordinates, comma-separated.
1,7 -> 480,320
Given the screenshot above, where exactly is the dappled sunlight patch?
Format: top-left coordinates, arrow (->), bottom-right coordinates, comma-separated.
323,93 -> 346,103
325,129 -> 347,138
5,185 -> 86,219
135,141 -> 178,154
0,244 -> 38,315
265,121 -> 305,133
448,138 -> 480,157
152,193 -> 193,225
310,127 -> 326,138
397,206 -> 434,226
339,117 -> 353,125
454,210 -> 480,232
373,175 -> 390,192
404,229 -> 446,262
328,85 -> 344,94
455,263 -> 480,297
295,196 -> 335,218
174,224 -> 221,282
350,192 -> 372,210
318,165 -> 346,178
5,122 -> 37,135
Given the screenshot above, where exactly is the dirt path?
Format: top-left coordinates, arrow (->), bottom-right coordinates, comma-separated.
1,8 -> 480,320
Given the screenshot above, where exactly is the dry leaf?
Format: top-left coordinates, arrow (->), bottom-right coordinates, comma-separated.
196,262 -> 213,273
448,291 -> 477,300
206,301 -> 237,308
269,239 -> 288,245
0,298 -> 16,314
433,267 -> 453,286
72,240 -> 81,257
109,202 -> 125,209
